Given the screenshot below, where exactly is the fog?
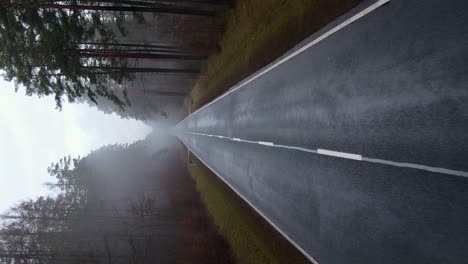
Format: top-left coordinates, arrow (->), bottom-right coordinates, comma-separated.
0,3 -> 232,263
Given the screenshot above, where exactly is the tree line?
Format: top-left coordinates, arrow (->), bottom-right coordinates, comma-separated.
0,139 -> 232,263
0,0 -> 229,109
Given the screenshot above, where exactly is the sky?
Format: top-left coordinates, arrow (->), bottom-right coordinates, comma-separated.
0,80 -> 153,213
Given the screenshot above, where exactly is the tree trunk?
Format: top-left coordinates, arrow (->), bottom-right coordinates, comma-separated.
78,47 -> 200,55
128,90 -> 187,97
90,0 -> 231,6
82,66 -> 200,74
1,2 -> 216,16
78,42 -> 190,51
79,50 -> 207,60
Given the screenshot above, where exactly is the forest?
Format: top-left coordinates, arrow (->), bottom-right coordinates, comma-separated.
0,134 -> 233,263
0,0 -> 229,122
0,1 -> 235,263
0,0 -> 333,263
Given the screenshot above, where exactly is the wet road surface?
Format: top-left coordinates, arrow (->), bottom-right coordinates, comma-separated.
177,0 -> 468,263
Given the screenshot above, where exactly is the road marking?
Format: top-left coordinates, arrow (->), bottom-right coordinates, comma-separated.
363,158 -> 468,178
178,2 -> 392,262
317,149 -> 362,161
178,137 -> 320,264
178,0 -> 390,125
272,144 -> 319,154
258,141 -> 274,146
184,131 -> 468,178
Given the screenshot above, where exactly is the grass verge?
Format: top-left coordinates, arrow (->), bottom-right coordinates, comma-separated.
188,0 -> 363,111
188,156 -> 310,264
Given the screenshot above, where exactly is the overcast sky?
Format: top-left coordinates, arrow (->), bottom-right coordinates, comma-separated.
0,80 -> 153,213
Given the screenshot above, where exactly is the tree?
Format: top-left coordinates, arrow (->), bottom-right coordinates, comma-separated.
1,1 -> 217,17
0,1 -> 216,109
0,138 -> 233,263
0,1 -> 130,109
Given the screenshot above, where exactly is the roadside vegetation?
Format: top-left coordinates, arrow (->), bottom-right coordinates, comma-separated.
0,136 -> 234,263
188,156 -> 310,264
1,0 -> 229,122
188,0 -> 363,111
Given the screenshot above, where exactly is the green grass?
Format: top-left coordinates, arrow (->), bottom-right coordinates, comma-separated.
188,158 -> 310,264
187,0 -> 363,112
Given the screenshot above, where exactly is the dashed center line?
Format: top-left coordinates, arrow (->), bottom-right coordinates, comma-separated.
183,131 -> 468,178
317,148 -> 362,161
258,141 -> 275,146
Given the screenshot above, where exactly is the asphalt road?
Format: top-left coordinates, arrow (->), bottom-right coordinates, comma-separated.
176,0 -> 468,263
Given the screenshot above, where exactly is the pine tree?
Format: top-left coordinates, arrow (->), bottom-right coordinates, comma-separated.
0,1 -> 213,109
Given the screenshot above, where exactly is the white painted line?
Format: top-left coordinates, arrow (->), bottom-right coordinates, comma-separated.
184,131 -> 468,178
258,141 -> 274,146
220,0 -> 390,94
317,148 -> 363,161
273,144 -> 319,154
363,158 -> 468,178
178,137 -> 319,264
179,0 -> 390,125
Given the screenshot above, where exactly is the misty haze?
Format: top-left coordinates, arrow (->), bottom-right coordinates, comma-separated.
1,0 -> 468,264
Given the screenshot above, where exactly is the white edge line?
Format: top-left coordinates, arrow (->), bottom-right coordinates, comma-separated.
317,148 -> 363,161
178,0 -> 390,126
258,141 -> 275,146
179,138 -> 320,264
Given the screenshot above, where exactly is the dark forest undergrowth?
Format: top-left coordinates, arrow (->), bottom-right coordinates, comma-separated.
0,136 -> 235,264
